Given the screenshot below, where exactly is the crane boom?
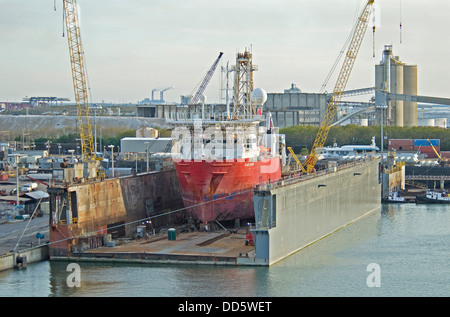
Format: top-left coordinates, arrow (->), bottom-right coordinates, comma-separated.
427,139 -> 447,162
287,147 -> 307,173
190,52 -> 224,105
63,0 -> 95,161
303,0 -> 375,173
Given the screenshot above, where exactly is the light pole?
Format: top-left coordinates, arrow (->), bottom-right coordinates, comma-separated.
45,140 -> 51,156
14,154 -> 19,208
144,141 -> 149,173
108,145 -> 115,177
379,103 -> 387,168
135,153 -> 138,173
68,149 -> 75,162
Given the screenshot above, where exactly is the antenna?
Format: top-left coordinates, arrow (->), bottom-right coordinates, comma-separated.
371,3 -> 377,57
373,26 -> 376,58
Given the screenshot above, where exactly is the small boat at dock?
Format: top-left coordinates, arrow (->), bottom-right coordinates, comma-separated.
382,191 -> 415,204
416,189 -> 450,204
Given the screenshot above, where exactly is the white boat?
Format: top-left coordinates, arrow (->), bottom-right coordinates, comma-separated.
383,191 -> 410,203
416,190 -> 450,204
317,136 -> 380,161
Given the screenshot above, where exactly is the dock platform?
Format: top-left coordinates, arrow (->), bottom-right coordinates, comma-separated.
51,230 -> 263,266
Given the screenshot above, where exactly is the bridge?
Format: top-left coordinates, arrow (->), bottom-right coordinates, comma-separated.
406,175 -> 450,189
333,86 -> 450,127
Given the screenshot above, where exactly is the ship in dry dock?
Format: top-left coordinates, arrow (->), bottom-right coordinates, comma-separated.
46,0 -> 384,263
171,50 -> 286,224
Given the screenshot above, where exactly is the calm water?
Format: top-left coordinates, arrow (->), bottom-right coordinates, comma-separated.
0,203 -> 448,297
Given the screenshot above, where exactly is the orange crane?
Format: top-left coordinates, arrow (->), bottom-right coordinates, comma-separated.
63,0 -> 95,162
303,0 -> 375,173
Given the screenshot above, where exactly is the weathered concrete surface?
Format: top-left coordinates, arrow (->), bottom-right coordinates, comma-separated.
253,159 -> 381,266
50,229 -> 258,266
0,245 -> 48,272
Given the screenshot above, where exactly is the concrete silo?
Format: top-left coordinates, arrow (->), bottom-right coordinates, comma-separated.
403,65 -> 418,127
375,45 -> 417,127
390,61 -> 404,126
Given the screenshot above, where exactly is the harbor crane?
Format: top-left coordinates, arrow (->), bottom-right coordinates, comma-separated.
303,0 -> 375,173
287,147 -> 307,173
63,0 -> 96,162
427,139 -> 448,165
189,52 -> 224,105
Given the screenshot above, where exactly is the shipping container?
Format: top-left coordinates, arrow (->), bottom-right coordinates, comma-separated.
414,146 -> 440,158
388,139 -> 414,151
414,145 -> 440,152
413,139 -> 439,147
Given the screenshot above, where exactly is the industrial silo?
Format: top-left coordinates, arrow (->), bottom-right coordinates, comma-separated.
390,59 -> 404,127
375,45 -> 418,128
435,118 -> 447,129
375,45 -> 404,126
403,65 -> 418,127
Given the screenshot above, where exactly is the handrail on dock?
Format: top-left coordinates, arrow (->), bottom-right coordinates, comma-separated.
255,157 -> 377,191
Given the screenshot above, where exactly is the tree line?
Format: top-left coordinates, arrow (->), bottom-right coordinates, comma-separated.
24,128 -> 172,154
21,124 -> 448,155
280,125 -> 450,155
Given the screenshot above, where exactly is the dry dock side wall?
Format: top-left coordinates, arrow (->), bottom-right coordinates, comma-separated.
252,159 -> 381,266
48,169 -> 183,257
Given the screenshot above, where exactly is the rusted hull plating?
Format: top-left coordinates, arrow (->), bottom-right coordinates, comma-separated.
174,157 -> 282,223
48,169 -> 184,256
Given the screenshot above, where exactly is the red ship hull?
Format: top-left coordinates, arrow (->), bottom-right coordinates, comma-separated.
174,157 -> 281,223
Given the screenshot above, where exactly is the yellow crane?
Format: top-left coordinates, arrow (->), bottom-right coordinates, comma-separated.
287,147 -> 307,173
303,0 -> 375,173
63,0 -> 95,162
427,139 -> 448,164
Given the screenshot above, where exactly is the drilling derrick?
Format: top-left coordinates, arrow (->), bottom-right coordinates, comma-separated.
232,49 -> 258,119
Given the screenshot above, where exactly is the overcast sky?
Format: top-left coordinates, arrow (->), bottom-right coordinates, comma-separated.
1,0 -> 450,104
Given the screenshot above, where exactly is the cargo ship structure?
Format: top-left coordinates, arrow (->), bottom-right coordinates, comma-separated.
170,49 -> 286,224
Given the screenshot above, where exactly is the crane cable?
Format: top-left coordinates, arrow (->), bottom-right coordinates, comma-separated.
399,0 -> 403,44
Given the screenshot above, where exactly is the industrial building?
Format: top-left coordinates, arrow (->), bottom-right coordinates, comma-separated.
375,45 -> 418,127
136,84 -> 328,128
264,84 -> 328,128
136,103 -> 210,121
120,137 -> 172,154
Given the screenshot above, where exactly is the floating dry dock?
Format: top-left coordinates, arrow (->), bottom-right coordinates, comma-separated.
252,158 -> 381,266
53,230 -> 258,266
50,158 -> 381,266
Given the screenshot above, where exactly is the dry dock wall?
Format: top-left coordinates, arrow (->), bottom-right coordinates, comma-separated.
252,159 -> 381,266
0,245 -> 48,272
48,169 -> 184,257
